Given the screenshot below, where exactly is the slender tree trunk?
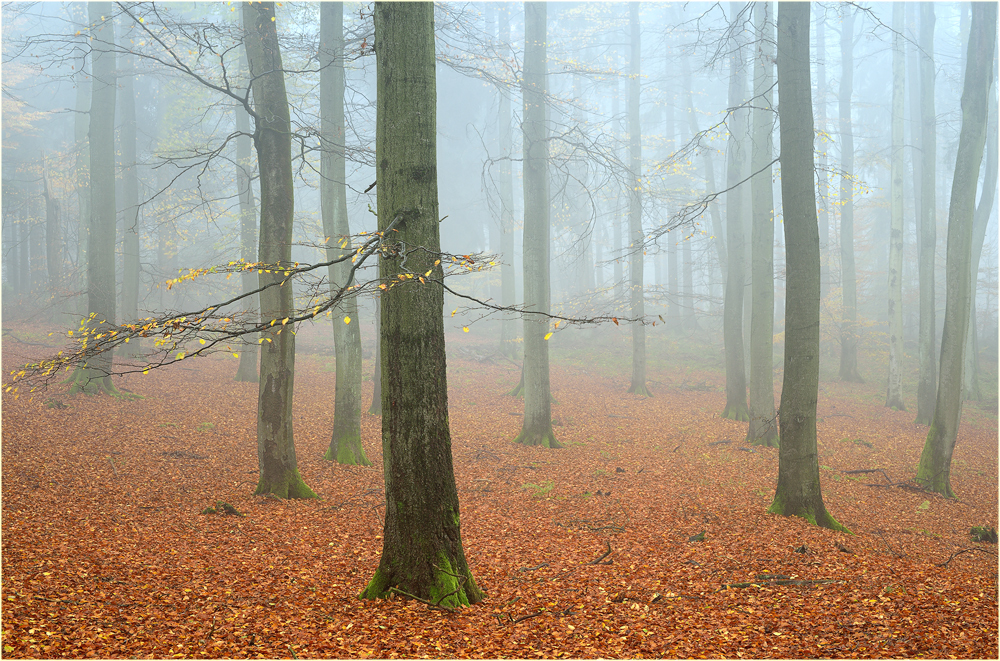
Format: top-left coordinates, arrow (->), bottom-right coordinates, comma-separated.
815,10 -> 829,301
498,4 -> 518,358
73,17 -> 90,316
768,2 -> 847,533
243,1 -> 318,500
320,2 -> 368,466
234,33 -> 260,383
369,295 -> 382,415
964,83 -> 997,401
627,2 -> 650,397
42,163 -> 62,305
360,1 -> 483,607
682,233 -> 695,329
515,1 -> 560,448
914,3 -> 937,424
885,3 -> 906,412
611,43 -> 624,303
29,197 -> 45,294
68,3 -> 117,395
664,74 -> 680,330
838,5 -> 862,383
748,1 -> 778,447
120,46 -> 142,355
916,6 -> 997,496
722,8 -> 749,421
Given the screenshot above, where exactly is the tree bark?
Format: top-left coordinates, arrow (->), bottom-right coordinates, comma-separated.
837,5 -> 862,383
243,1 -> 317,500
914,3 -> 937,424
722,6 -> 749,421
360,1 -> 483,607
119,44 -> 142,355
885,4 -> 906,412
815,10 -> 829,301
42,161 -> 62,304
515,1 -> 560,448
915,4 -> 997,497
498,4 -> 518,358
747,1 -> 778,447
768,2 -> 847,533
233,34 -> 260,383
68,3 -> 117,395
320,2 -> 368,466
626,2 -> 650,397
369,295 -> 382,415
73,13 -> 91,316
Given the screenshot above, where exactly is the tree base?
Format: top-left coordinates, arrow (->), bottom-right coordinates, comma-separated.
507,372 -> 525,397
627,382 -> 653,397
721,402 -> 750,422
748,429 -> 779,448
254,469 -> 319,499
359,554 -> 484,607
767,492 -> 851,533
514,427 -> 562,448
63,368 -> 142,400
324,435 -> 372,466
885,395 -> 906,411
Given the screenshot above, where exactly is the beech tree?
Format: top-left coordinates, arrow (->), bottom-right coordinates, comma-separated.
360,1 -> 483,607
243,1 -> 317,500
320,2 -> 368,466
885,3 -> 906,412
768,1 -> 847,533
915,3 -> 996,498
747,0 -> 778,447
515,1 -> 560,448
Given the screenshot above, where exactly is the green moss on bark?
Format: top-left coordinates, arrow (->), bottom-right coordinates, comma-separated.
254,468 -> 318,499
323,434 -> 371,466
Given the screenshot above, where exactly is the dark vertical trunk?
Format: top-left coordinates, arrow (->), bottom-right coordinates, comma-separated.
243,1 -> 317,500
320,2 -> 368,466
360,1 -> 482,607
768,1 -> 847,533
515,1 -> 560,448
916,4 -> 997,497
627,2 -> 650,397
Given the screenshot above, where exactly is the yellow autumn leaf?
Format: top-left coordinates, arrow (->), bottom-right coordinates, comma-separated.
176,352 -> 186,360
344,316 -> 351,324
544,332 -> 553,340
232,353 -> 239,359
199,338 -> 206,345
281,317 -> 289,325
463,326 -> 469,333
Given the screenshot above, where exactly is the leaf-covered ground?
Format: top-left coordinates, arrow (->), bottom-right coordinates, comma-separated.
2,321 -> 997,658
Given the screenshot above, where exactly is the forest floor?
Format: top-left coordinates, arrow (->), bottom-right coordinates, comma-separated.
1,320 -> 997,659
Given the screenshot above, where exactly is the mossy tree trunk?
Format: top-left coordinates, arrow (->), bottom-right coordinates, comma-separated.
722,5 -> 749,422
747,1 -> 778,448
515,2 -> 561,449
243,1 -> 317,500
837,6 -> 863,383
234,22 -> 260,384
68,3 -> 117,396
885,4 -> 906,413
359,1 -> 482,607
768,2 -> 847,533
626,2 -> 650,398
320,2 -> 368,466
915,3 -> 996,498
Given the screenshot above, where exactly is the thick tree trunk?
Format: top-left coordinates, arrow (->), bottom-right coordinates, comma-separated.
838,6 -> 862,383
360,1 -> 483,607
747,1 -> 778,447
320,2 -> 368,466
515,2 -> 560,448
768,2 -> 847,533
722,9 -> 749,421
68,3 -> 117,395
916,5 -> 997,497
914,3 -> 937,424
627,2 -> 650,397
885,4 -> 906,412
243,1 -> 317,500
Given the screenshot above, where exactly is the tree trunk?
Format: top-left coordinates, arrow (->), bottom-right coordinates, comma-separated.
611,43 -> 624,304
914,3 -> 937,424
963,82 -> 997,401
916,5 -> 997,497
42,163 -> 62,304
120,45 -> 142,355
498,5 -> 518,358
885,3 -> 906,412
319,2 -> 368,466
73,20 -> 90,316
815,10 -> 829,301
29,196 -> 45,294
243,1 -> 317,500
627,2 -> 650,397
722,7 -> 749,421
515,1 -> 560,448
768,2 -> 847,533
838,6 -> 862,383
234,30 -> 260,383
369,295 -> 382,415
747,1 -> 778,447
68,3 -> 117,395
360,1 -> 483,607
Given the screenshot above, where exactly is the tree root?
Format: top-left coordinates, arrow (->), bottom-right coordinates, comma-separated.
588,540 -> 613,565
